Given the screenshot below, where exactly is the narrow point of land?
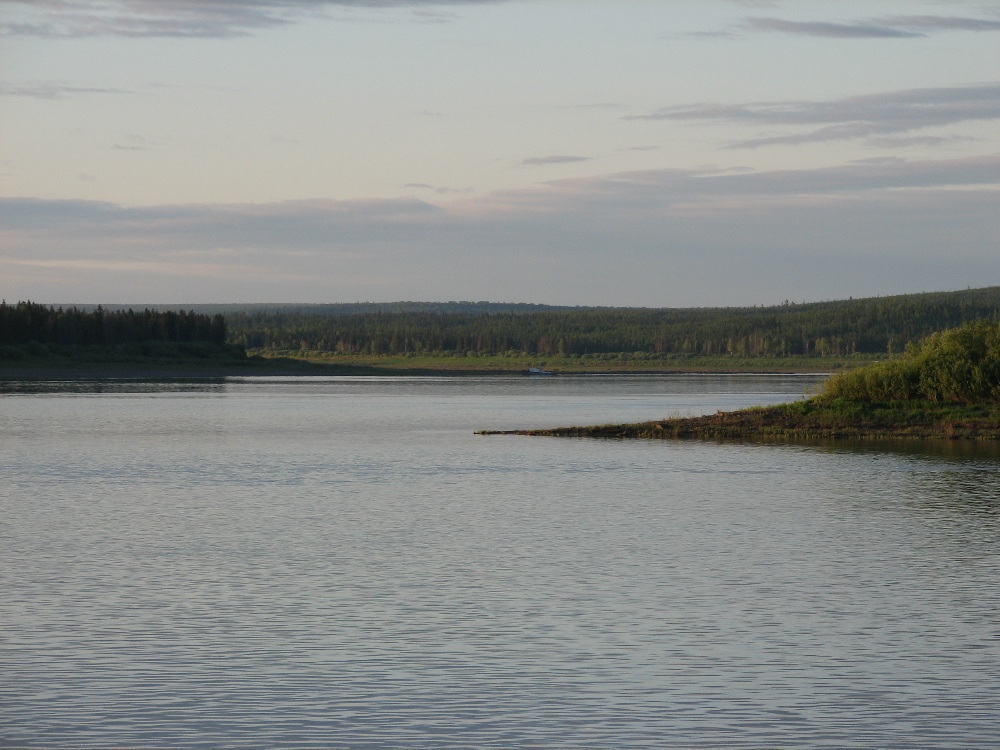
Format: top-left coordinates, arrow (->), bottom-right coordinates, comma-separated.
477,399 -> 1000,441
478,320 -> 1000,442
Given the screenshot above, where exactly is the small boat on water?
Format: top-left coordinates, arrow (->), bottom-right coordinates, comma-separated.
526,367 -> 554,376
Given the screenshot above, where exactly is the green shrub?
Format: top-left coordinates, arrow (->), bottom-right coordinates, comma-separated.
824,321 -> 1000,403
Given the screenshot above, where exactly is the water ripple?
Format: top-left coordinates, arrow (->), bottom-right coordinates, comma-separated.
2,376 -> 999,748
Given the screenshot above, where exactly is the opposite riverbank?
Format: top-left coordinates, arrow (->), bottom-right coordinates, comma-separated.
0,345 -> 400,380
245,350 -> 870,374
2,347 -> 873,379
0,357 -> 418,380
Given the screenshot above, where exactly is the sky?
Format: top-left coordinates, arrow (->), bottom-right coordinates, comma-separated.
1,0 -> 998,307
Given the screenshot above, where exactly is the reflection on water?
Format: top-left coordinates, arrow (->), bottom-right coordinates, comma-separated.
2,375 -> 998,749
786,435 -> 1000,463
0,378 -> 228,395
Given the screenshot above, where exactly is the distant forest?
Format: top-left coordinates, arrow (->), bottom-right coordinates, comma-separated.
13,288 -> 1000,360
225,287 -> 1000,358
0,302 -> 226,348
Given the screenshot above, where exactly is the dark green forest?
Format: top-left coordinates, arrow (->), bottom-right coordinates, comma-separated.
7,287 -> 1000,367
225,287 -> 1000,358
0,302 -> 226,347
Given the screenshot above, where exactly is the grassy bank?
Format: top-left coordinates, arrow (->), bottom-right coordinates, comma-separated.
0,342 -> 394,379
249,349 -> 878,373
2,341 -> 880,378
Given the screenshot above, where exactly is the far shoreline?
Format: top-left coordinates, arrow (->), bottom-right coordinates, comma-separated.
0,357 -> 841,381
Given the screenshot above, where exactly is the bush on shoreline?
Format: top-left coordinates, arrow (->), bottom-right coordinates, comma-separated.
823,321 -> 1000,403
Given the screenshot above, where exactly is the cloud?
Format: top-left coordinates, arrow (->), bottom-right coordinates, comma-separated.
0,197 -> 441,246
4,156 -> 996,242
3,155 -> 998,305
743,18 -> 922,38
405,182 -> 472,194
504,156 -> 1000,216
885,15 -> 1000,33
0,0 -> 508,38
557,102 -> 622,111
0,82 -> 134,98
627,83 -> 1000,148
410,8 -> 456,23
1,0 -> 292,38
867,135 -> 975,149
521,155 -> 591,167
742,14 -> 1000,38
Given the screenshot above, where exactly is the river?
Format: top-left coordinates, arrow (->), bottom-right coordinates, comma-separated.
2,374 -> 998,748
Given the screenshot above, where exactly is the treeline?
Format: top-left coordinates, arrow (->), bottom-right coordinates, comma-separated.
226,287 -> 1000,358
0,302 -> 226,348
68,301 -> 565,317
824,321 -> 1000,402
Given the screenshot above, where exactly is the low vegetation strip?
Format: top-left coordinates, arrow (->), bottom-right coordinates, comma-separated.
480,320 -> 1000,442
252,350 -> 868,373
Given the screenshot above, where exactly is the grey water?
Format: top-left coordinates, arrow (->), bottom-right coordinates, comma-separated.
2,374 -> 999,749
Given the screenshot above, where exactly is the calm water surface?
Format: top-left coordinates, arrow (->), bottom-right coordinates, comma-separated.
2,374 -> 999,748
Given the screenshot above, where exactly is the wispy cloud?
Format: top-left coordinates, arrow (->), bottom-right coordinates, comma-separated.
867,135 -> 975,149
627,83 -> 1000,148
742,14 -> 1000,38
1,0 -> 291,38
885,15 -> 1000,33
743,18 -> 922,38
521,155 -> 591,167
557,102 -> 622,111
410,8 -> 456,24
0,81 -> 134,98
6,156 -> 995,241
512,156 -> 1000,213
405,182 -> 473,194
0,0 -> 508,39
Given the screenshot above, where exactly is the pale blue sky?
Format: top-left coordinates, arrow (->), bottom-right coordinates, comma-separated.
1,0 -> 998,305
